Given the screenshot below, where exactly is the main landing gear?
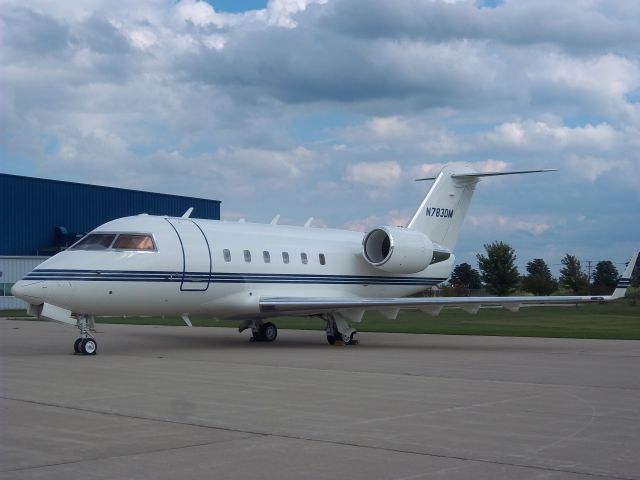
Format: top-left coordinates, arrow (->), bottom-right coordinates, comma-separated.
239,319 -> 278,342
73,314 -> 97,355
323,313 -> 358,346
239,315 -> 358,345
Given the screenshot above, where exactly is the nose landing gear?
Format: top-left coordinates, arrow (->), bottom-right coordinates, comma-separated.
74,314 -> 97,355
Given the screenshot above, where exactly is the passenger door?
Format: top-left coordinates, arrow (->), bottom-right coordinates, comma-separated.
166,218 -> 212,291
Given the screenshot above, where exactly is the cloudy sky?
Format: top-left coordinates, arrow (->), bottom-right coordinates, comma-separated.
1,0 -> 638,274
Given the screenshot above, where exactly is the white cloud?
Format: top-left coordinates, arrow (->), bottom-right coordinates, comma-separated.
0,0 -> 638,264
126,28 -> 158,50
343,209 -> 411,232
260,0 -> 328,28
467,215 -> 552,236
529,53 -> 640,117
411,160 -> 509,179
175,0 -> 223,27
565,154 -> 627,182
484,120 -> 620,150
344,161 -> 402,187
366,116 -> 412,139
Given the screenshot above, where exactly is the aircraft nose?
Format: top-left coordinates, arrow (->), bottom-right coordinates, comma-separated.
11,281 -> 45,304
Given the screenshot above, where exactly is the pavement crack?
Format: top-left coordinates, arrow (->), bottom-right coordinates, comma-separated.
2,437 -> 253,473
1,395 -> 636,480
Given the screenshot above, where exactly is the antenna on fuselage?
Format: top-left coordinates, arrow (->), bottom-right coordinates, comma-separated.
270,214 -> 281,225
304,217 -> 314,228
181,207 -> 194,218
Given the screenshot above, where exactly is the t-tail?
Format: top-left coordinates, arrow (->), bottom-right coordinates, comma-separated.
407,165 -> 556,251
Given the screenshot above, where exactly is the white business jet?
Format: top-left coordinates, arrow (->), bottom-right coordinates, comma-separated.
12,165 -> 637,355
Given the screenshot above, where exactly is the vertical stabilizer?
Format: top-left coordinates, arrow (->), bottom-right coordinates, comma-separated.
407,165 -> 555,250
407,165 -> 479,250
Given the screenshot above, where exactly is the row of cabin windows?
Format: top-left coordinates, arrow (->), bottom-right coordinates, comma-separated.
223,249 -> 326,266
69,234 -> 328,266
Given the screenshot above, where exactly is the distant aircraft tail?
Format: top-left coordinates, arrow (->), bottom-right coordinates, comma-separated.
407,165 -> 555,250
611,251 -> 639,299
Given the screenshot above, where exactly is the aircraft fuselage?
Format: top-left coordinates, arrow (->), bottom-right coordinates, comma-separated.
16,215 -> 452,319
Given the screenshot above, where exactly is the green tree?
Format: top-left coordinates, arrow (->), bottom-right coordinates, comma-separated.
450,263 -> 482,290
592,260 -> 619,288
476,241 -> 519,295
559,254 -> 589,294
522,258 -> 558,295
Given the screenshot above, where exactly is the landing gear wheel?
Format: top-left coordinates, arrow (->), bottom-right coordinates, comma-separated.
260,322 -> 278,342
73,338 -> 83,354
326,335 -> 336,345
80,338 -> 97,355
344,332 -> 358,345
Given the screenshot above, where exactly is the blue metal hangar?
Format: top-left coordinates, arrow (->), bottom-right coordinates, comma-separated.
0,173 -> 221,309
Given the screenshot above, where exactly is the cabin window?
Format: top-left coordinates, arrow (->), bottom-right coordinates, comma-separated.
282,252 -> 290,264
301,252 -> 308,265
244,250 -> 252,263
319,253 -> 326,265
263,251 -> 271,263
113,234 -> 155,251
223,249 -> 231,262
71,233 -> 117,250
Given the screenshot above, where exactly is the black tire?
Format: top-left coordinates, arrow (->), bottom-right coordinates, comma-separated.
73,338 -> 83,354
344,332 -> 357,345
326,335 -> 336,345
260,322 -> 278,342
81,338 -> 97,355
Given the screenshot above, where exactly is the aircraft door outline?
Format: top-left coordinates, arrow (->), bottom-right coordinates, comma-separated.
166,218 -> 212,292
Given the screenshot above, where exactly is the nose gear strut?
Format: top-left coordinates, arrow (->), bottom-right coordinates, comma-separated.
74,314 -> 97,355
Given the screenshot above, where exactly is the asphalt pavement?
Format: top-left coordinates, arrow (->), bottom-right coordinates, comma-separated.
1,319 -> 639,479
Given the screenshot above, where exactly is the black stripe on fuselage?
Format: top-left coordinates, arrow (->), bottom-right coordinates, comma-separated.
24,269 -> 446,286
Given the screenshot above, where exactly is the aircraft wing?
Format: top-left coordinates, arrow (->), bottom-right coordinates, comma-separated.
260,252 -> 637,318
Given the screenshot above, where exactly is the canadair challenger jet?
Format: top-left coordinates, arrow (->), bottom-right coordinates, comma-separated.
12,165 -> 637,355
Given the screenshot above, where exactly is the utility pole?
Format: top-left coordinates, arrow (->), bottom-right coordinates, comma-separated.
586,260 -> 593,295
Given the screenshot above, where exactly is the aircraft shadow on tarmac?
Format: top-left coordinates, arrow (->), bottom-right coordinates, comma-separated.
94,326 -> 572,355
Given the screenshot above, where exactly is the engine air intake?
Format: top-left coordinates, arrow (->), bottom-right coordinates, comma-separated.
362,226 -> 451,274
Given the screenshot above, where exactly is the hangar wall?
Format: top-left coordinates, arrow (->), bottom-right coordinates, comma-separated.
0,173 -> 221,310
0,257 -> 48,309
1,173 -> 221,256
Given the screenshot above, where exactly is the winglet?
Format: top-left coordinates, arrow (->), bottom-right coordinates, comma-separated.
181,207 -> 194,219
610,252 -> 638,300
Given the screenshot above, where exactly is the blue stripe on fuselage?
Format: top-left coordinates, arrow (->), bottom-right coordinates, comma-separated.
24,269 -> 446,286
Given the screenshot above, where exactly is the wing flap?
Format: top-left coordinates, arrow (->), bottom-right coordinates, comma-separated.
259,294 -> 608,316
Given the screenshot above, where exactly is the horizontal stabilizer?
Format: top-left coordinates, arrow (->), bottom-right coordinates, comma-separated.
416,169 -> 557,181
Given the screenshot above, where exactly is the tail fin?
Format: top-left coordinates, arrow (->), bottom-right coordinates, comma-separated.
611,251 -> 639,300
407,165 -> 555,250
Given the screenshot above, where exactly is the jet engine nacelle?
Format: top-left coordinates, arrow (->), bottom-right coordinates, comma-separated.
362,226 -> 451,274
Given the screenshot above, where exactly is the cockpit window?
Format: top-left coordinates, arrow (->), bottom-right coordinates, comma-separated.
113,234 -> 155,251
70,233 -> 156,251
71,234 -> 117,250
